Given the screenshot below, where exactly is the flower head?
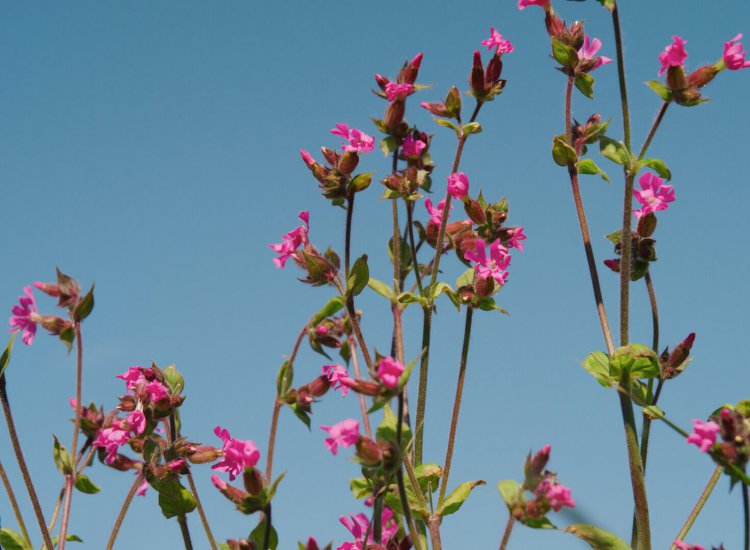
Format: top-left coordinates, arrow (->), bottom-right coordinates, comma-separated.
517,0 -> 550,10
384,82 -> 414,102
659,36 -> 688,77
269,211 -> 310,268
116,366 -> 146,391
212,426 -> 260,480
535,479 -> 575,511
126,410 -> 146,435
376,356 -> 405,389
144,380 -> 169,403
425,197 -> 451,227
93,425 -> 132,464
578,36 -> 612,71
686,419 -> 720,453
135,475 -> 149,497
507,227 -> 527,252
402,134 -> 426,158
330,124 -> 375,153
723,33 -> 750,70
9,286 -> 39,346
447,172 -> 469,200
633,172 -> 675,219
464,239 -> 511,286
322,364 -> 350,397
320,418 -> 359,456
339,507 -> 398,549
674,542 -> 706,550
481,27 -> 514,56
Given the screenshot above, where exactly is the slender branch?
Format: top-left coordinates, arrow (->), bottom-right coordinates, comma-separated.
427,515 -> 442,550
187,473 -> 218,550
406,201 -> 424,296
639,272 -> 661,470
262,504 -> 272,550
438,307 -> 474,505
0,456 -> 32,544
48,487 -> 65,536
498,516 -> 515,550
396,387 -> 423,550
0,376 -> 54,549
265,399 -> 282,481
373,493 -> 383,543
612,3 -> 631,151
637,102 -> 670,162
105,473 -> 143,550
177,514 -> 194,550
57,475 -> 75,550
669,466 -> 722,549
347,337 -> 372,438
744,483 -> 749,550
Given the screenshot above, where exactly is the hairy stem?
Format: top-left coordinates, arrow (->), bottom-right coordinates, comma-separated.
187,473 -> 217,550
265,399 -> 282,481
639,272 -> 661,470
105,473 -> 142,550
498,516 -> 515,550
48,487 -> 64,536
0,456 -> 32,544
427,515 -> 442,550
670,466 -> 722,549
612,3 -> 631,151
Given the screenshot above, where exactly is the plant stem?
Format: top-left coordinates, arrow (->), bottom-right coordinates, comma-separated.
373,493 -> 383,543
345,191 -> 355,276
0,375 -> 54,549
105,473 -> 142,550
262,504 -> 272,550
637,102 -> 670,162
612,3 -> 631,152
744,483 -> 749,550
177,514 -> 194,550
265,399 -> 282,481
639,272 -> 661,470
406,201 -> 424,296
48,487 -> 65,536
498,516 -> 515,550
438,307 -> 474,506
396,388 -> 423,550
348,337 -> 372,438
427,515 -> 442,550
186,473 -> 217,550
670,466 -> 722,549
0,456 -> 32,544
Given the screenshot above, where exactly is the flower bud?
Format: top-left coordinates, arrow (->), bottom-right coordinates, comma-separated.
243,466 -> 266,497
420,101 -> 449,117
475,276 -> 495,298
398,52 -> 423,85
380,440 -> 401,473
687,65 -> 718,88
470,51 -> 485,94
445,86 -> 462,118
384,100 -> 405,131
524,444 -> 551,489
485,54 -> 503,86
603,259 -> 621,272
668,333 -> 695,369
38,315 -> 73,336
374,73 -> 390,91
666,65 -> 687,91
33,281 -> 61,297
340,377 -> 380,397
307,375 -> 332,398
186,445 -> 223,464
355,436 -> 383,467
320,147 -> 339,167
212,474 -> 248,505
545,12 -> 565,40
337,151 -> 360,176
464,199 -> 487,225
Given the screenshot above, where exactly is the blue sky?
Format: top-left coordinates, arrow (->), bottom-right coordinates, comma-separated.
1,1 -> 749,548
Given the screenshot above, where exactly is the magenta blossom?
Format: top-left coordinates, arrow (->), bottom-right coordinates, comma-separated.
269,211 -> 310,268
9,286 -> 39,346
93,424 -> 132,464
658,36 -> 688,77
339,507 -> 398,550
384,82 -> 414,102
633,172 -> 675,219
322,364 -> 350,397
212,426 -> 260,481
507,227 -> 527,252
447,172 -> 469,200
116,366 -> 146,391
723,34 -> 750,70
135,474 -> 149,497
425,197 -> 452,227
330,124 -> 375,153
535,479 -> 576,511
578,36 -> 612,71
126,410 -> 146,435
674,542 -> 706,550
481,27 -> 514,55
464,239 -> 511,286
320,418 -> 359,456
376,356 -> 405,389
144,380 -> 169,403
518,0 -> 549,9
686,419 -> 720,453
402,134 -> 426,158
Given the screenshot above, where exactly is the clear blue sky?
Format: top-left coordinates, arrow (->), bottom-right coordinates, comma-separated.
1,1 -> 749,548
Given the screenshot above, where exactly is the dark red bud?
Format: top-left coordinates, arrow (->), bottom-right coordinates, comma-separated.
485,54 -> 503,85
243,467 -> 266,497
688,65 -> 718,88
355,436 -> 383,466
668,332 -> 696,368
337,151 -> 359,176
374,73 -> 390,91
470,51 -> 485,93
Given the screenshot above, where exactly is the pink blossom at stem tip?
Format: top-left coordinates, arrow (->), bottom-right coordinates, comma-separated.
674,542 -> 706,550
507,227 -> 527,251
116,366 -> 146,391
8,286 -> 38,346
723,33 -> 750,70
376,356 -> 405,389
517,0 -> 550,9
384,82 -> 414,102
320,419 -> 359,455
330,124 -> 375,153
401,134 -> 426,158
321,364 -> 350,397
481,27 -> 514,55
211,426 -> 260,480
447,172 -> 469,200
686,420 -> 719,453
535,479 -> 575,511
579,36 -> 612,71
633,172 -> 675,219
425,197 -> 452,227
658,36 -> 688,77
269,211 -> 310,268
464,239 -> 511,286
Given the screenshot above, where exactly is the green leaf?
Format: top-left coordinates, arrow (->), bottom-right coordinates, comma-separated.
639,158 -> 672,180
456,268 -> 475,289
599,136 -> 631,166
497,479 -> 522,510
349,172 -> 373,193
73,284 -> 95,322
377,404 -> 412,450
551,38 -> 579,68
605,230 -> 622,245
276,360 -> 293,396
523,517 -> 556,529
552,135 -> 578,166
152,478 -> 197,519
288,402 -> 311,429
311,296 -> 345,327
434,118 -> 459,133
43,534 -> 84,549
582,351 -> 613,388
476,297 -> 509,315
397,291 -> 427,308
562,524 -> 632,549
350,476 -> 372,499
611,344 -> 660,379
596,0 -> 616,11
414,463 -> 443,494
162,364 -> 185,395
268,471 -> 286,500
736,400 -> 750,417
53,435 -> 74,475
74,473 -> 101,494
0,333 -> 17,379
642,405 -> 665,420
368,278 -> 394,300
575,73 -> 595,99
462,122 -> 482,135
380,136 -> 398,157
438,480 -> 485,516
577,159 -> 611,183
645,80 -> 673,102
249,518 -> 278,550
347,255 -> 369,297
0,528 -> 32,550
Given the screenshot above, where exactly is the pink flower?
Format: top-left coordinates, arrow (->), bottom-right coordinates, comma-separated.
339,507 -> 398,549
674,542 -> 706,550
376,356 -> 405,389
167,459 -> 185,472
658,36 -> 688,77
517,0 -> 549,9
320,418 -> 359,456
447,172 -> 469,200
126,410 -> 146,435
330,124 -> 375,153
212,426 -> 260,480
535,479 -> 575,511
425,197 -> 452,227
402,134 -> 426,158
578,36 -> 612,71
269,211 -> 310,268
723,34 -> 750,70
384,82 -> 415,102
8,286 -> 39,346
116,366 -> 146,391
464,239 -> 511,286
315,325 -> 328,336
144,380 -> 169,403
507,227 -> 527,252
93,425 -> 132,464
686,419 -> 720,453
481,27 -> 515,55
300,149 -> 316,169
633,172 -> 675,219
322,364 -> 350,397
135,476 -> 149,497
210,473 -> 228,491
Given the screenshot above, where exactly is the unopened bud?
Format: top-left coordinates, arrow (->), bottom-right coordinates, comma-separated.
355,436 -> 383,467
186,445 -> 223,464
243,467 -> 266,497
485,54 -> 503,86
420,102 -> 449,117
603,259 -> 621,273
38,315 -> 72,336
667,65 -> 687,91
464,199 -> 486,225
337,151 -> 359,176
668,332 -> 696,368
475,276 -> 495,297
545,12 -> 565,40
374,73 -> 390,91
340,377 -> 380,397
384,100 -> 405,130
212,474 -> 248,505
688,65 -> 718,88
33,281 -> 61,297
307,375 -> 331,398
524,445 -> 551,489
380,440 -> 401,473
470,51 -> 485,94
445,86 -> 462,118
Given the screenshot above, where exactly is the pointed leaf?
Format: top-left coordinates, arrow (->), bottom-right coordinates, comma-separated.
311,296 -> 345,327
437,480 -> 486,516
599,137 -> 631,166
575,73 -> 595,99
577,159 -> 611,183
562,524 -> 632,549
645,80 -> 672,102
497,479 -> 522,510
639,158 -> 672,180
53,435 -> 74,475
0,334 -> 17,379
434,118 -> 460,133
73,284 -> 95,322
0,528 -> 32,550
347,255 -> 369,297
249,518 -> 278,550
74,474 -> 101,494
552,38 -> 579,68
462,122 -> 482,135
582,351 -> 613,388
368,278 -> 394,300
552,136 -> 578,166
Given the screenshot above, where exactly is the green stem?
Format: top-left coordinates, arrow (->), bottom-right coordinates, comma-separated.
744,483 -> 749,550
262,504 -> 272,550
187,473 -> 218,550
347,336 -> 372,438
498,516 -> 515,550
0,455 -> 32,544
373,493 -> 383,543
265,399 -> 281,481
177,514 -> 194,550
669,466 -> 722,549
438,307 -> 474,506
406,201 -> 424,296
396,389 -> 423,550
612,3 -> 631,152
48,487 -> 65,536
105,473 -> 142,550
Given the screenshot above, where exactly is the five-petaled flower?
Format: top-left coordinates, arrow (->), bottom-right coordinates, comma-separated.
402,134 -> 426,158
633,172 -> 675,219
93,423 -> 132,464
269,211 -> 310,268
376,356 -> 405,389
447,172 -> 470,200
322,364 -> 350,397
723,33 -> 750,70
658,36 -> 688,77
425,197 -> 452,227
465,239 -> 512,286
481,27 -> 515,56
535,479 -> 576,511
384,82 -> 414,102
212,425 -> 260,480
116,366 -> 146,391
507,227 -> 527,252
578,36 -> 612,71
320,418 -> 359,456
9,286 -> 40,346
330,124 -> 375,154
686,419 -> 720,453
